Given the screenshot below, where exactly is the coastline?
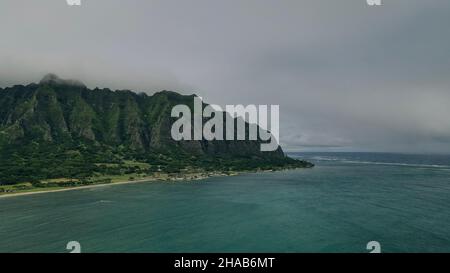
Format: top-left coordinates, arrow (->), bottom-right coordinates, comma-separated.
0,171 -> 241,199
0,178 -> 156,199
0,166 -> 311,199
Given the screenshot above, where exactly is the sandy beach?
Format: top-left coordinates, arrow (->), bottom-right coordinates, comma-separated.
0,177 -> 159,199
0,171 -> 243,199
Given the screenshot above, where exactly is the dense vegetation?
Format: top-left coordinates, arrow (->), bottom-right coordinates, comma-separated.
0,74 -> 312,189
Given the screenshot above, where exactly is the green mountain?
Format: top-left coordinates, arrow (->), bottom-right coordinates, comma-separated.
0,74 -> 312,187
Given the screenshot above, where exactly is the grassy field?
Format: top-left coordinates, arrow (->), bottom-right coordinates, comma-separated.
0,160 -> 150,195
0,160 -> 240,197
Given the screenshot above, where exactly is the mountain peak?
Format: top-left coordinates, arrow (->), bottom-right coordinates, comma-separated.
39,73 -> 86,88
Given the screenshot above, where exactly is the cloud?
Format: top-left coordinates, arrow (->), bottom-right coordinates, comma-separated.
1,0 -> 449,153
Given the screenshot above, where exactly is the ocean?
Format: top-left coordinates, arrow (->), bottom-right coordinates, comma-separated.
1,152 -> 449,253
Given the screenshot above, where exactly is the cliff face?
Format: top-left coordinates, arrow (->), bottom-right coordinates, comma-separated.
0,74 -> 284,159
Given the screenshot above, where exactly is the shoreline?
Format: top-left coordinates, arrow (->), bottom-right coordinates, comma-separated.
0,171 -> 240,199
0,177 -> 160,199
0,166 -> 312,199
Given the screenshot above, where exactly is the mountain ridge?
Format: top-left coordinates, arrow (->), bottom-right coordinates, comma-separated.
0,74 -> 283,157
0,74 -> 312,186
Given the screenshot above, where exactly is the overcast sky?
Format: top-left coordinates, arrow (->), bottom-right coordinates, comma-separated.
1,0 -> 450,153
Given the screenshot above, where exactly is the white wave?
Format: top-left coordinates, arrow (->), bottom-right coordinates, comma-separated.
344,160 -> 450,168
313,158 -> 450,169
289,153 -> 450,169
311,156 -> 341,161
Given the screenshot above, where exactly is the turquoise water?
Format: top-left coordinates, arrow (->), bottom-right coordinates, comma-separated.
1,153 -> 450,253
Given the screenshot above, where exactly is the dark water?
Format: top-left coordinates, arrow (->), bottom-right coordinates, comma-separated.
1,152 -> 449,253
